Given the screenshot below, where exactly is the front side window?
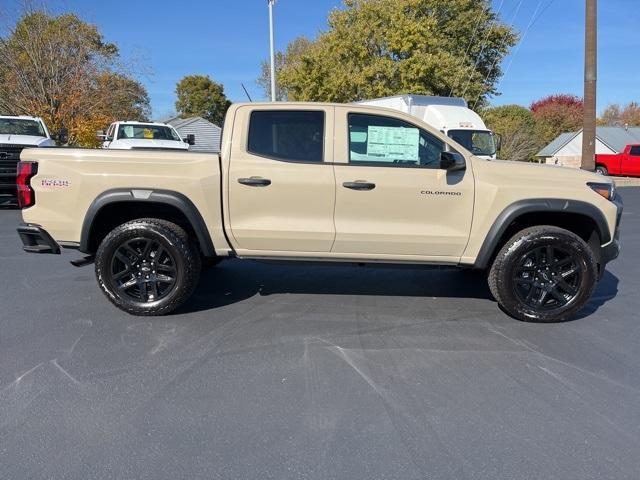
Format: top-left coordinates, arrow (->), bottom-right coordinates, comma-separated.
0,118 -> 46,137
348,113 -> 445,168
117,124 -> 181,141
248,110 -> 324,162
447,129 -> 496,156
629,145 -> 640,156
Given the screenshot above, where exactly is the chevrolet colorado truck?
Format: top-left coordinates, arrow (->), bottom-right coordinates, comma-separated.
595,144 -> 640,177
16,103 -> 623,322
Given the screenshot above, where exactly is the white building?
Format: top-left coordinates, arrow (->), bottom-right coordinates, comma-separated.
165,117 -> 222,153
537,126 -> 640,168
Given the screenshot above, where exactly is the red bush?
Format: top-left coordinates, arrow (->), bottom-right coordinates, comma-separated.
530,94 -> 583,114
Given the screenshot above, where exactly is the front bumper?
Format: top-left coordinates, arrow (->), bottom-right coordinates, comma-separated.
17,224 -> 61,254
600,194 -> 623,268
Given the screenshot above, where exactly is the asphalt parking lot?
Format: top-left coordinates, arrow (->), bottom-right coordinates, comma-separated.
1,189 -> 640,480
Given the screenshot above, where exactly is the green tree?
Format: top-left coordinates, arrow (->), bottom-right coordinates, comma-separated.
175,75 -> 231,126
257,37 -> 312,101
530,94 -> 584,147
0,9 -> 150,146
482,105 -> 539,161
277,0 -> 517,108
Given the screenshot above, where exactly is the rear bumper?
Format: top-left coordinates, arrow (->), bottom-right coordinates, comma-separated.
17,224 -> 61,254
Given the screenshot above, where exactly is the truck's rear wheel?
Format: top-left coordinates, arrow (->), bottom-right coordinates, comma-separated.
595,165 -> 608,176
488,226 -> 597,322
95,219 -> 201,316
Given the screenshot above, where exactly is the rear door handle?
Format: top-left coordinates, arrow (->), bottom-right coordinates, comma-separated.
238,177 -> 272,187
343,181 -> 376,191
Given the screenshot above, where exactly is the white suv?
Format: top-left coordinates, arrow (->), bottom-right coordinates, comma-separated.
98,121 -> 194,151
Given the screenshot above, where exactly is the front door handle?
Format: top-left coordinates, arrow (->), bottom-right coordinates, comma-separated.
238,177 -> 272,187
343,181 -> 376,191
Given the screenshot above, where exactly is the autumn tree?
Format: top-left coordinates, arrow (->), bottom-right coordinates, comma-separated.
275,0 -> 517,108
175,75 -> 231,126
0,9 -> 150,146
482,105 -> 539,161
599,102 -> 640,127
257,37 -> 312,101
530,94 -> 584,146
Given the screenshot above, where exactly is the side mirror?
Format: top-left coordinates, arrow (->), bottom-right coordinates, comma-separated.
96,130 -> 107,142
183,134 -> 196,145
56,127 -> 69,143
440,151 -> 466,172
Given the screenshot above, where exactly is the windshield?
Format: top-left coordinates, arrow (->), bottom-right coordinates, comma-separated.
447,129 -> 496,156
0,118 -> 46,137
117,124 -> 181,141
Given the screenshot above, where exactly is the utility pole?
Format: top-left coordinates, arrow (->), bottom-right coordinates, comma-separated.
268,0 -> 277,102
581,0 -> 597,171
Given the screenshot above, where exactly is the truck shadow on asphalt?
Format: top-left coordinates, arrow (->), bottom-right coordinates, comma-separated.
179,260 -> 619,322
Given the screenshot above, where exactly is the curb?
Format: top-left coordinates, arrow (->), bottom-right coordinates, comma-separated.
613,177 -> 640,188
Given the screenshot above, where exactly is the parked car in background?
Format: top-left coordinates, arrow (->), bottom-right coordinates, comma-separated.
0,115 -> 65,201
595,144 -> 640,177
16,102 -> 622,323
357,95 -> 500,160
97,121 -> 195,150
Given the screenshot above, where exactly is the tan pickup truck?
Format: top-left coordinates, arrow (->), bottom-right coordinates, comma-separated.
16,102 -> 622,322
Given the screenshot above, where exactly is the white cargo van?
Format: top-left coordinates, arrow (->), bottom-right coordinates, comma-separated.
357,95 -> 498,160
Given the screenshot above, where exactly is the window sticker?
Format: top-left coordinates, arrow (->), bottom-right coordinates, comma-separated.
364,126 -> 420,161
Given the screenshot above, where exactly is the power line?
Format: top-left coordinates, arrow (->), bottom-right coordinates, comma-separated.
460,0 -> 506,100
501,0 -> 549,81
449,6 -> 486,97
471,0 -> 555,110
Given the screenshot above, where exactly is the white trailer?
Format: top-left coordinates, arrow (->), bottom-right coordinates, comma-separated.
357,95 -> 498,160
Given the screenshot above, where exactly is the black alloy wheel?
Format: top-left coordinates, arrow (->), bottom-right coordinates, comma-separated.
488,226 -> 598,322
512,245 -> 581,310
110,238 -> 178,303
95,218 -> 201,316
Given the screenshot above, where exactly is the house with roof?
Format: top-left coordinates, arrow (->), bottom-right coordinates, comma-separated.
537,126 -> 640,168
165,117 -> 222,153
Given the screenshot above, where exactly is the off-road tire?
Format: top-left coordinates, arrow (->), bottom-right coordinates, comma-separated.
488,226 -> 598,323
95,218 -> 201,316
595,165 -> 609,176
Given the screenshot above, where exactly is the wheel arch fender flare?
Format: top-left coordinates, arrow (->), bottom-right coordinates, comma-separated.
80,188 -> 215,257
473,198 -> 611,270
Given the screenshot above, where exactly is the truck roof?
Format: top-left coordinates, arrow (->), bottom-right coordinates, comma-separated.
0,115 -> 44,121
114,121 -> 174,127
357,94 -> 468,108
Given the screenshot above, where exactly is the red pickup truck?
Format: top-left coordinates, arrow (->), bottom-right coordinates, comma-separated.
595,144 -> 640,177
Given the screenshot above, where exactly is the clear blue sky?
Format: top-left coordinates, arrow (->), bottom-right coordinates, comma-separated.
4,0 -> 639,118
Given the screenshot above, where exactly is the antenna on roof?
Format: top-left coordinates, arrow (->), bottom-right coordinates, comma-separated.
241,83 -> 253,102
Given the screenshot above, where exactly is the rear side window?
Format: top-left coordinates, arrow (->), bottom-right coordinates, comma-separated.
248,110 -> 324,162
629,146 -> 640,156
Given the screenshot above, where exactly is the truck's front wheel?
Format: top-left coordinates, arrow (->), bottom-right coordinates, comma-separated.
488,226 -> 598,322
95,219 -> 201,316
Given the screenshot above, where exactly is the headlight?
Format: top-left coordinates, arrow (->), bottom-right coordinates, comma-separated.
587,182 -> 615,201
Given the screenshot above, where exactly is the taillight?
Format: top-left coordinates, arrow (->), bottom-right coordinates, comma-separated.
16,161 -> 38,209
